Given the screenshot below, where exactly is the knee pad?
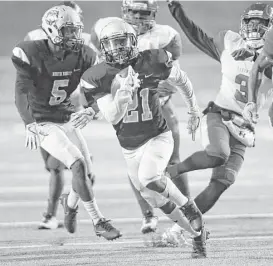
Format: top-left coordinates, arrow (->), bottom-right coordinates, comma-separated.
211,167 -> 237,188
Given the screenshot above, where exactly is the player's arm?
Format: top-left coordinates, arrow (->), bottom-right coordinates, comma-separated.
163,31 -> 182,60
248,51 -> 272,103
167,0 -> 222,62
11,47 -> 35,125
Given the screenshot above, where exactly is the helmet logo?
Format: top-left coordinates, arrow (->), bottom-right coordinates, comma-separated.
45,10 -> 59,26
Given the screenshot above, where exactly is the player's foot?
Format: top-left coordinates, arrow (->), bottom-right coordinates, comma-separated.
38,213 -> 59,230
94,218 -> 122,240
180,199 -> 203,231
191,227 -> 207,258
141,214 -> 158,234
157,227 -> 192,247
60,193 -> 78,234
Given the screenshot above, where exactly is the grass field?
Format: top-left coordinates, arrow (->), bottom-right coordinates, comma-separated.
0,54 -> 273,265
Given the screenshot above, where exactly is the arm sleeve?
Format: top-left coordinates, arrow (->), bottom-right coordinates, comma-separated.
11,48 -> 35,125
163,33 -> 182,60
168,1 -> 221,62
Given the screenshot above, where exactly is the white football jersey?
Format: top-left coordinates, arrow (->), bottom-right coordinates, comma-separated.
137,24 -> 179,51
215,30 -> 272,114
24,28 -> 92,46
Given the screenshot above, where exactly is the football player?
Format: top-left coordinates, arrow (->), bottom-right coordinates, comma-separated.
164,0 -> 273,249
23,1 -> 94,230
90,0 -> 195,237
243,26 -> 273,126
12,5 -> 121,241
75,18 -> 207,258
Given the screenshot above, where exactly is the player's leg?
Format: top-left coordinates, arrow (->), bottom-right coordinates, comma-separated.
128,176 -> 157,234
195,136 -> 246,214
138,131 -> 203,234
39,123 -> 121,240
161,97 -> 190,197
38,148 -> 65,230
168,112 -> 230,179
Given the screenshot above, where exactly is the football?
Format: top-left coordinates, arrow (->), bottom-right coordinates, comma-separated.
111,66 -> 133,97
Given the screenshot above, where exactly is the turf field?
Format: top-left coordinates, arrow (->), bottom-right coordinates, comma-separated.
0,50 -> 273,265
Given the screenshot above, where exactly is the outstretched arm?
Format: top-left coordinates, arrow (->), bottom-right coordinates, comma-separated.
167,0 -> 224,62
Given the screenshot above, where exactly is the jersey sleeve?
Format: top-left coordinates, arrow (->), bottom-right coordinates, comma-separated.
11,43 -> 36,125
168,1 -> 220,62
163,29 -> 182,60
223,30 -> 242,52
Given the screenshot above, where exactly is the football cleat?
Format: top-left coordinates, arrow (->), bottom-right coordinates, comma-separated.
141,215 -> 158,234
191,227 -> 207,258
38,213 -> 59,230
60,193 -> 78,234
180,199 -> 203,232
94,218 -> 122,240
157,228 -> 192,247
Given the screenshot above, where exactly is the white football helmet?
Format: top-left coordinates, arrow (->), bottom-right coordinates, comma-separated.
41,5 -> 84,51
121,0 -> 159,35
99,17 -> 138,65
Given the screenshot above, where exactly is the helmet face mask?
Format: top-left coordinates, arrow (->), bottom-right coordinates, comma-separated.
122,0 -> 158,35
42,5 -> 84,52
240,3 -> 273,49
99,19 -> 138,65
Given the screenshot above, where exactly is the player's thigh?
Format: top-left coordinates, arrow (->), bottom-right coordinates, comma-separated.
138,131 -> 174,186
201,112 -> 231,160
38,123 -> 83,169
40,147 -> 65,171
122,146 -> 144,191
66,127 -> 93,174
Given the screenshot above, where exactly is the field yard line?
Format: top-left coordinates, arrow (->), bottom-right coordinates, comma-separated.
1,179 -> 273,194
0,194 -> 272,208
0,235 -> 272,250
0,213 -> 272,228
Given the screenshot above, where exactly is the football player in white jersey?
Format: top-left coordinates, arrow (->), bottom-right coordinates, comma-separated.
120,0 -> 196,237
163,0 -> 273,248
22,1 -> 95,230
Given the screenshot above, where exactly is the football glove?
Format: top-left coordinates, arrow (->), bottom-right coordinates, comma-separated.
25,122 -> 40,150
71,107 -> 96,129
231,48 -> 255,61
187,107 -> 201,141
242,102 -> 259,124
115,65 -> 141,97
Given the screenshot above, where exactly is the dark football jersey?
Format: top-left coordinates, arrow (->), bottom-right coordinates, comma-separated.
82,49 -> 171,149
264,27 -> 273,59
12,40 -> 97,123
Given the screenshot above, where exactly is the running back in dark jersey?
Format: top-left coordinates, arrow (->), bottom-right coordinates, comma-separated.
12,40 -> 97,123
81,49 -> 172,149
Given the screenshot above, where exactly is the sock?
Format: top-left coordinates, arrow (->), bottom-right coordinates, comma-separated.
172,173 -> 191,197
67,188 -> 80,209
167,207 -> 200,237
194,181 -> 227,214
168,151 -> 225,178
160,177 -> 188,207
82,199 -> 104,225
128,176 -> 154,217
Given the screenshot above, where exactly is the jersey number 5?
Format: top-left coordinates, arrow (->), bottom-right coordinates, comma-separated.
123,88 -> 153,123
49,79 -> 69,106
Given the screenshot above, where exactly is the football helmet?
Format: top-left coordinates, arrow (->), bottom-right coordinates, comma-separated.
99,18 -> 138,65
240,2 -> 273,49
121,0 -> 159,35
58,1 -> 83,21
41,5 -> 84,52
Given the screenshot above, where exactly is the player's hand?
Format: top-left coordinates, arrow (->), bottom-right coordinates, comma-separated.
242,102 -> 259,124
268,103 -> 273,127
25,122 -> 40,150
116,65 -> 141,96
71,107 -> 96,129
231,48 -> 255,61
187,107 -> 201,141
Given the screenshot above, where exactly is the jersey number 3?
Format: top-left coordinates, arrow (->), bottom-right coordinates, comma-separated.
234,74 -> 248,103
123,88 -> 153,123
49,79 -> 69,106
